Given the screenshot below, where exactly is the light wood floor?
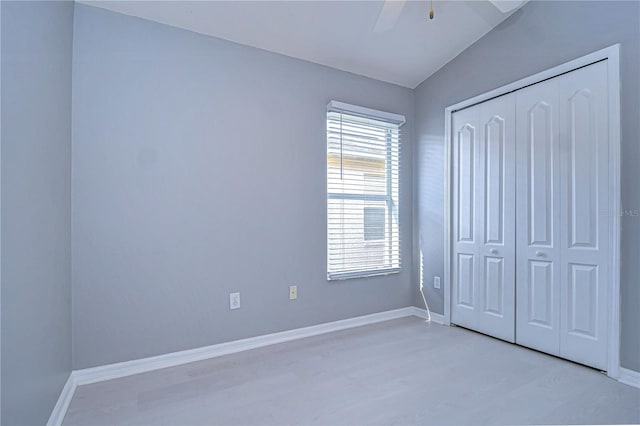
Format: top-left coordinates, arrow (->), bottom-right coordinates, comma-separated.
64,317 -> 640,425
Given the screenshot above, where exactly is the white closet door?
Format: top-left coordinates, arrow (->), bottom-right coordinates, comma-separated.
451,60 -> 611,370
477,95 -> 516,341
515,78 -> 562,356
452,106 -> 481,329
557,61 -> 609,370
515,61 -> 609,369
452,95 -> 516,342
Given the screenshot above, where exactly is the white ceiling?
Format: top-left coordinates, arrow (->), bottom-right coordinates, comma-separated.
78,0 -> 520,89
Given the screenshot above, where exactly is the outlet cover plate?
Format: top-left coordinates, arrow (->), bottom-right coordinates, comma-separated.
230,292 -> 240,310
434,276 -> 441,289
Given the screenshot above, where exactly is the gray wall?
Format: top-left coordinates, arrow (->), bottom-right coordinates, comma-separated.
1,1 -> 74,425
413,0 -> 640,371
71,4 -> 414,369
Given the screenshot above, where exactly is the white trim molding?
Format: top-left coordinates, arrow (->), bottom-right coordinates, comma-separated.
605,45 -> 622,381
47,374 -> 77,426
73,307 -> 417,386
412,307 -> 446,325
618,368 -> 640,389
412,307 -> 429,320
428,311 -> 446,325
443,44 -> 622,379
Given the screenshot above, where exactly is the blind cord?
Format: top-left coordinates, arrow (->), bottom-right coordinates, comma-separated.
339,111 -> 343,180
420,250 -> 432,322
420,283 -> 432,323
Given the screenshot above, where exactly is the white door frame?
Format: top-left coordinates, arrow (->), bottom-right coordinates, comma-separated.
443,44 -> 621,379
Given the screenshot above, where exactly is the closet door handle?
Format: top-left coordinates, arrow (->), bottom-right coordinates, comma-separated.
490,248 -> 498,255
535,250 -> 545,257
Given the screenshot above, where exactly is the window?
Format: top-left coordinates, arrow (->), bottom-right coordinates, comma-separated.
326,101 -> 404,280
363,207 -> 385,241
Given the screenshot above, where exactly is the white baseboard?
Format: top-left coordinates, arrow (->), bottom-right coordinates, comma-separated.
618,367 -> 640,389
73,307 -> 417,386
429,311 -> 446,325
47,373 -> 77,426
412,307 -> 428,319
411,307 -> 446,325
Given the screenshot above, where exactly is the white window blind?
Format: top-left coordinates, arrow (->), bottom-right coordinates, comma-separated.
326,101 -> 404,280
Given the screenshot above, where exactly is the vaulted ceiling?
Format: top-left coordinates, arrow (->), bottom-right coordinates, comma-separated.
79,1 -> 521,88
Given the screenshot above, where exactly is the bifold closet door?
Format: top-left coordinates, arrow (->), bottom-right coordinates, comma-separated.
451,94 -> 516,342
557,61 -> 609,369
516,61 -> 609,370
514,77 -> 562,356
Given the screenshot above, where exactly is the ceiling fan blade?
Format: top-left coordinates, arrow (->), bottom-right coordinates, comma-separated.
487,0 -> 528,13
374,0 -> 407,33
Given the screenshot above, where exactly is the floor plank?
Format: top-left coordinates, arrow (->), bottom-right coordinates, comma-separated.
64,317 -> 640,425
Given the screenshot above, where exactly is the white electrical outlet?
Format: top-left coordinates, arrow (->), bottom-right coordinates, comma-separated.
434,276 -> 441,289
289,285 -> 298,300
229,292 -> 240,310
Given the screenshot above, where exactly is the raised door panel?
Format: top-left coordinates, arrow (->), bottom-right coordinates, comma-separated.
484,116 -> 505,245
515,79 -> 561,355
568,89 -> 598,249
528,260 -> 554,328
457,125 -> 476,243
567,263 -> 598,339
558,61 -> 609,370
528,101 -> 554,247
457,253 -> 475,308
484,257 -> 504,316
